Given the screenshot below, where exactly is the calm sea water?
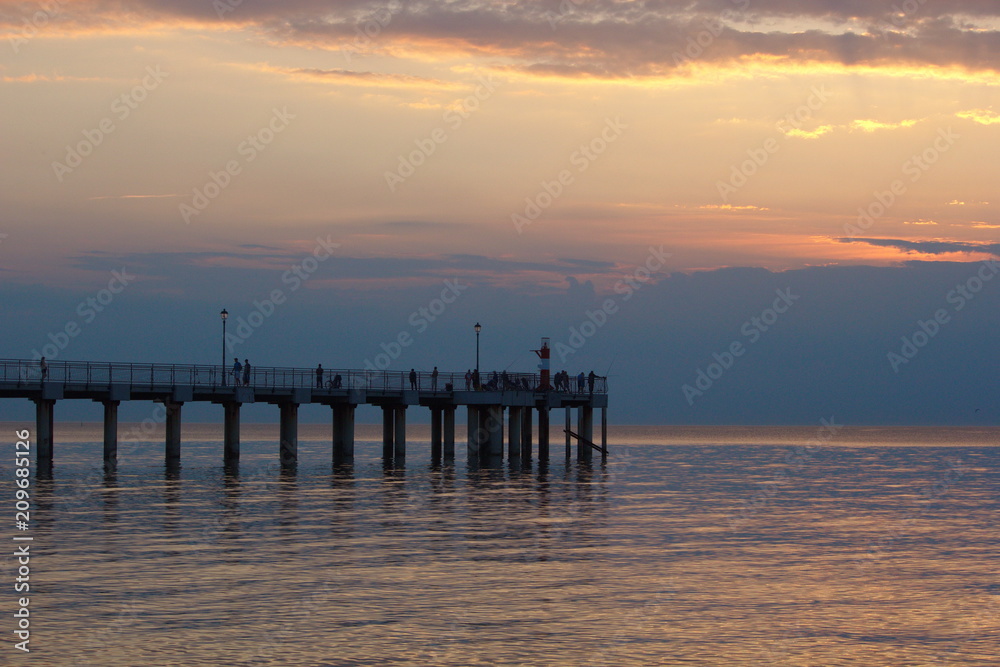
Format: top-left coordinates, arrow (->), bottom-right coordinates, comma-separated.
3,423 -> 998,666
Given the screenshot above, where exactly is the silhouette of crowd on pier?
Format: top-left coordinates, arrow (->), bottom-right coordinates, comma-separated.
70,353 -> 605,394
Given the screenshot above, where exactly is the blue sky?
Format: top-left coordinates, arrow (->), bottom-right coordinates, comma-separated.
2,0 -> 999,425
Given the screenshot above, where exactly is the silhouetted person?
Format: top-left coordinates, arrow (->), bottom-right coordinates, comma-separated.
588,370 -> 596,394
577,372 -> 585,393
315,364 -> 323,388
243,359 -> 251,386
409,368 -> 417,390
465,369 -> 472,390
232,358 -> 242,386
431,366 -> 439,390
39,356 -> 48,380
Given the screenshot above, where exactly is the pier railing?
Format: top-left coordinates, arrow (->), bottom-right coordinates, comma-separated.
0,359 -> 608,394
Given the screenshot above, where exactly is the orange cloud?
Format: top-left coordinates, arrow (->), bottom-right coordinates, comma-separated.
957,109 -> 1000,125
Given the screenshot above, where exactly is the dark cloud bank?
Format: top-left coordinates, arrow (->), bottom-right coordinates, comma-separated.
4,258 -> 999,426
5,1 -> 998,76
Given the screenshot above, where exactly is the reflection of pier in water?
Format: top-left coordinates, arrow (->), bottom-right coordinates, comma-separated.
2,358 -> 608,468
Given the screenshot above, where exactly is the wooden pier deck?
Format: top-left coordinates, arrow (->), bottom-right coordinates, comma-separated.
1,359 -> 608,467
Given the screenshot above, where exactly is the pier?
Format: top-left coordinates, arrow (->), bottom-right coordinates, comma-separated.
1,359 -> 608,467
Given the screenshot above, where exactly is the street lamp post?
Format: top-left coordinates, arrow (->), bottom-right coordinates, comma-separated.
474,322 -> 481,377
221,309 -> 228,386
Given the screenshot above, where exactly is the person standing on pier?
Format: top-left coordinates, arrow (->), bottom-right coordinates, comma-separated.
315,364 -> 324,388
39,356 -> 48,380
409,368 -> 417,390
577,371 -> 585,393
232,358 -> 242,386
588,370 -> 596,394
465,369 -> 472,390
243,359 -> 251,387
431,366 -> 439,391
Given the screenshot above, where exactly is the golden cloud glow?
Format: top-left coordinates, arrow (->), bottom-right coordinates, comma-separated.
783,125 -> 835,139
247,63 -> 462,91
851,118 -> 919,132
956,109 -> 1000,125
1,73 -> 110,83
698,204 -> 771,212
88,194 -> 182,200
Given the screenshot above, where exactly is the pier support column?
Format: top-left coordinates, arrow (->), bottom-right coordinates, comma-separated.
467,406 -> 483,459
601,407 -> 607,452
508,407 -> 522,461
223,402 -> 241,461
430,408 -> 443,462
102,400 -> 119,466
333,405 -> 355,464
165,401 -> 182,463
382,406 -> 395,460
487,405 -> 504,459
537,407 -> 550,461
565,407 -> 572,459
34,399 -> 54,462
577,406 -> 594,462
522,407 -> 533,461
279,402 -> 299,466
393,405 -> 407,461
443,407 -> 455,460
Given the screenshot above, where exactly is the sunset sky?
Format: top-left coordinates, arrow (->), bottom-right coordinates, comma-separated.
2,1 -> 999,424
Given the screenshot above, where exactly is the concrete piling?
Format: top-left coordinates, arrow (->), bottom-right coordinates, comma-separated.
279,402 -> 298,466
35,399 -> 54,462
165,401 -> 182,462
443,407 -> 455,460
537,406 -> 549,461
332,404 -> 355,464
102,400 -> 118,465
224,401 -> 240,461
